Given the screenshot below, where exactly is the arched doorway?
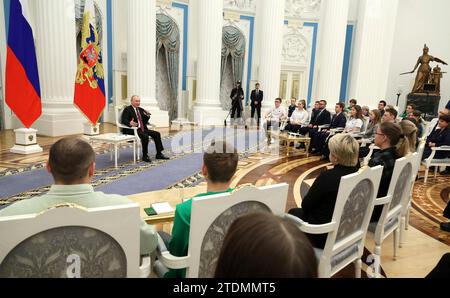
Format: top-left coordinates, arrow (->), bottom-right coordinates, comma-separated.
220,26 -> 246,112
156,13 -> 180,121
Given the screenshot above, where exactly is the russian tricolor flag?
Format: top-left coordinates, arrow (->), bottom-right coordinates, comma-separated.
5,0 -> 41,129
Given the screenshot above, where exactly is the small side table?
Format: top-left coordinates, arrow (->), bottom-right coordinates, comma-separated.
279,133 -> 311,157
89,134 -> 137,168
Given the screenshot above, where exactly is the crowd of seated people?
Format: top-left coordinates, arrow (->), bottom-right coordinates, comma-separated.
2,101 -> 450,279
309,102 -> 347,154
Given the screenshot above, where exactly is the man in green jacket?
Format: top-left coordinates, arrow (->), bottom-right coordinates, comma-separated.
164,141 -> 238,278
0,137 -> 158,256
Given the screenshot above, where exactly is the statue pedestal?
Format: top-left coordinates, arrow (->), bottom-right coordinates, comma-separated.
406,93 -> 441,121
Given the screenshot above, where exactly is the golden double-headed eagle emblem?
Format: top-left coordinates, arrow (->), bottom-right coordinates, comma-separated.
75,11 -> 104,89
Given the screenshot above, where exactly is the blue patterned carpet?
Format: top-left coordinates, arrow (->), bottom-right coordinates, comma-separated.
0,127 -> 265,207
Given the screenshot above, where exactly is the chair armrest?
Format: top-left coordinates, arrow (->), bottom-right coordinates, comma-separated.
147,124 -> 156,130
117,123 -> 138,131
284,214 -> 337,234
432,146 -> 450,151
374,195 -> 392,206
156,234 -> 190,270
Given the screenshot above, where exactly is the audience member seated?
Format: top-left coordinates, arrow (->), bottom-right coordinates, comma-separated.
298,100 -> 331,136
368,122 -> 410,222
345,99 -> 357,115
401,103 -> 416,119
362,106 -> 370,118
426,109 -> 449,137
400,119 -> 418,152
422,114 -> 450,160
378,100 -> 387,117
426,253 -> 450,278
363,109 -> 382,140
163,141 -> 238,278
309,101 -> 321,125
288,134 -> 360,249
287,98 -> 297,119
310,102 -> 347,153
0,137 -> 158,256
409,110 -> 425,138
214,213 -> 318,278
358,109 -> 382,158
382,107 -> 398,123
285,100 -> 309,133
344,105 -> 364,134
265,98 -> 287,144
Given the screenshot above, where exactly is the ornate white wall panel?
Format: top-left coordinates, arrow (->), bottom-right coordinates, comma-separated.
285,0 -> 322,19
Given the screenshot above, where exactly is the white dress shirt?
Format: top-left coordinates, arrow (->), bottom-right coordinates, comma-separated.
290,109 -> 309,126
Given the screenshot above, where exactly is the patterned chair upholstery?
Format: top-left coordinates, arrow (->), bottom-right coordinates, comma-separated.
368,155 -> 415,277
198,202 -> 270,278
0,203 -> 143,278
286,166 -> 383,278
0,227 -> 127,278
155,184 -> 289,278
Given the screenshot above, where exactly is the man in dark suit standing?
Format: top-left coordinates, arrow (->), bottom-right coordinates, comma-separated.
230,81 -> 245,125
121,95 -> 169,163
250,83 -> 263,128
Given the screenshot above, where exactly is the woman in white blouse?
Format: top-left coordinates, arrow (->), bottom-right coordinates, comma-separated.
285,100 -> 309,133
344,105 -> 364,133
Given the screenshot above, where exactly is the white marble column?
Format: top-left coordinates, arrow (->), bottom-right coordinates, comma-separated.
192,0 -> 224,126
258,0 -> 285,109
128,0 -> 169,127
315,0 -> 349,104
32,0 -> 84,137
349,0 -> 399,108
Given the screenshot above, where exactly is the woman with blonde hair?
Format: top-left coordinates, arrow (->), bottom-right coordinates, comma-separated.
288,134 -> 360,248
400,119 -> 418,153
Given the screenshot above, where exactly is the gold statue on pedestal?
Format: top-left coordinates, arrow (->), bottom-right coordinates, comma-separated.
402,44 -> 447,94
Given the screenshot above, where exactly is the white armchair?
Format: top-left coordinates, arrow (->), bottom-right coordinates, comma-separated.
115,106 -> 156,160
0,203 -> 149,278
401,143 -> 425,245
154,184 -> 289,278
366,154 -> 416,277
422,145 -> 450,183
286,166 -> 383,278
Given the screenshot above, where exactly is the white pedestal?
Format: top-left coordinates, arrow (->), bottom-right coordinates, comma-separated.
83,123 -> 101,136
10,128 -> 44,155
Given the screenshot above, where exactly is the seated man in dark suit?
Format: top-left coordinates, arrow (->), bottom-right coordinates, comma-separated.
298,100 -> 332,139
121,95 -> 169,163
310,102 -> 347,153
422,114 -> 450,160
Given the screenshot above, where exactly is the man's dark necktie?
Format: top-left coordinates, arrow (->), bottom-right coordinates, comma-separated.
136,109 -> 145,132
